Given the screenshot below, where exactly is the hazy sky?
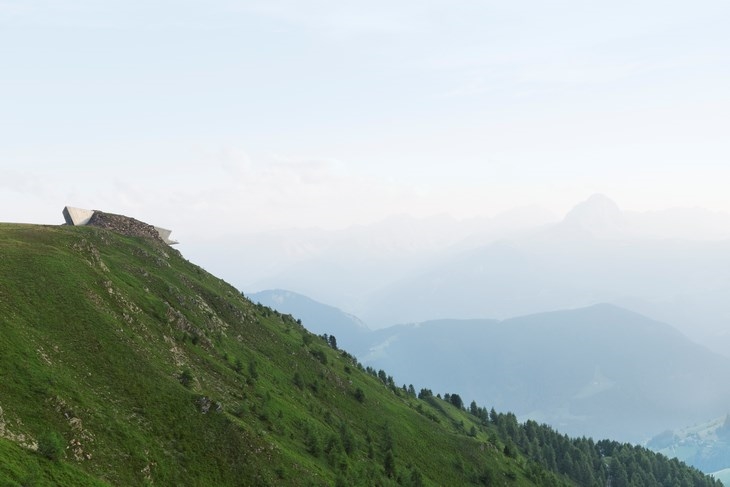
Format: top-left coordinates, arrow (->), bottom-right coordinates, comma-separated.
2,1 -> 729,238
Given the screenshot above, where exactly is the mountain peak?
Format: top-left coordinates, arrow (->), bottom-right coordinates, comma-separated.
564,194 -> 622,220
561,194 -> 626,238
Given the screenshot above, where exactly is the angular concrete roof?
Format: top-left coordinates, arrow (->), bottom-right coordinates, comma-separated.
154,227 -> 178,245
62,206 -> 95,226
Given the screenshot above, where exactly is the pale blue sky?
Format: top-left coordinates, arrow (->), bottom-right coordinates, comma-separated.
2,1 -> 729,236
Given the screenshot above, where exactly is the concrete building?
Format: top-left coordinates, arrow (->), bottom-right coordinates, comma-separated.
62,206 -> 95,226
62,206 -> 178,245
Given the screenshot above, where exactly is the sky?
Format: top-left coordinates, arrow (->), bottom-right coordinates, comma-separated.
2,0 -> 730,241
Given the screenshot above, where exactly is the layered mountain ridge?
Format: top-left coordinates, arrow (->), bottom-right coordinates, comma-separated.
254,290 -> 730,445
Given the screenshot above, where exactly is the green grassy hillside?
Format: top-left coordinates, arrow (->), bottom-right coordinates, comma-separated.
0,223 -> 721,486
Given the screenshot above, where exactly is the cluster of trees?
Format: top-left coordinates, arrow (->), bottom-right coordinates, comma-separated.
320,333 -> 338,350
364,365 -> 397,391
313,329 -> 721,487
477,407 -> 722,487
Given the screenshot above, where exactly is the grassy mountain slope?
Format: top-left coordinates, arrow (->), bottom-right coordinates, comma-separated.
0,222 -> 721,486
0,223 -> 549,486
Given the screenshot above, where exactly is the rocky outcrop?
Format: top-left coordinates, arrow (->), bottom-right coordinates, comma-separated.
87,211 -> 165,244
62,206 -> 177,245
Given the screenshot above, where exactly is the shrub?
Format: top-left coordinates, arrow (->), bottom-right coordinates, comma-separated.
38,431 -> 64,461
179,368 -> 193,387
354,388 -> 366,403
248,359 -> 258,379
311,348 -> 328,365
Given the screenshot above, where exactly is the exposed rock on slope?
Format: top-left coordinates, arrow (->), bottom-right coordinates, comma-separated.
86,211 -> 166,244
63,206 -> 176,245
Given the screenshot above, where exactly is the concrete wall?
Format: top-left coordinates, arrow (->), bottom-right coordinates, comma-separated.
154,227 -> 178,245
62,206 -> 95,226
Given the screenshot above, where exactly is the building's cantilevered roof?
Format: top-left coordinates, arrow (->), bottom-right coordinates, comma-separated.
62,206 -> 95,226
154,227 -> 178,245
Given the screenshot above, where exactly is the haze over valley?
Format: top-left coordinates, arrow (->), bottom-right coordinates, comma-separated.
246,195 -> 730,476
238,194 -> 730,356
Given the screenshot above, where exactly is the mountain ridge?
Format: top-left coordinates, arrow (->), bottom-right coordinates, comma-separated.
249,289 -> 369,351
253,289 -> 730,445
358,303 -> 730,442
190,195 -> 730,358
1,221 -> 722,486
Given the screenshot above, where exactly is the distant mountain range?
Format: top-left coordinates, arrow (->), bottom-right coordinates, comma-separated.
187,205 -> 560,325
249,289 -> 369,351
255,291 -> 730,446
224,195 -> 730,356
648,414 -> 730,475
358,304 -> 730,443
363,196 -> 730,353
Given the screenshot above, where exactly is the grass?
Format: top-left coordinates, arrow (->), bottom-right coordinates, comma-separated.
0,223 -> 547,486
0,222 -> 719,486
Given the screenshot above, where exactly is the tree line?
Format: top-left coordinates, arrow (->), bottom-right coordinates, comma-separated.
320,331 -> 722,486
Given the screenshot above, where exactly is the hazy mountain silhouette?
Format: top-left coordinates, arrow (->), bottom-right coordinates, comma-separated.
557,193 -> 628,239
249,288 -> 369,351
355,304 -> 730,443
648,414 -> 730,474
251,289 -> 730,445
360,196 -> 730,356
223,194 -> 730,354
188,207 -> 558,315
